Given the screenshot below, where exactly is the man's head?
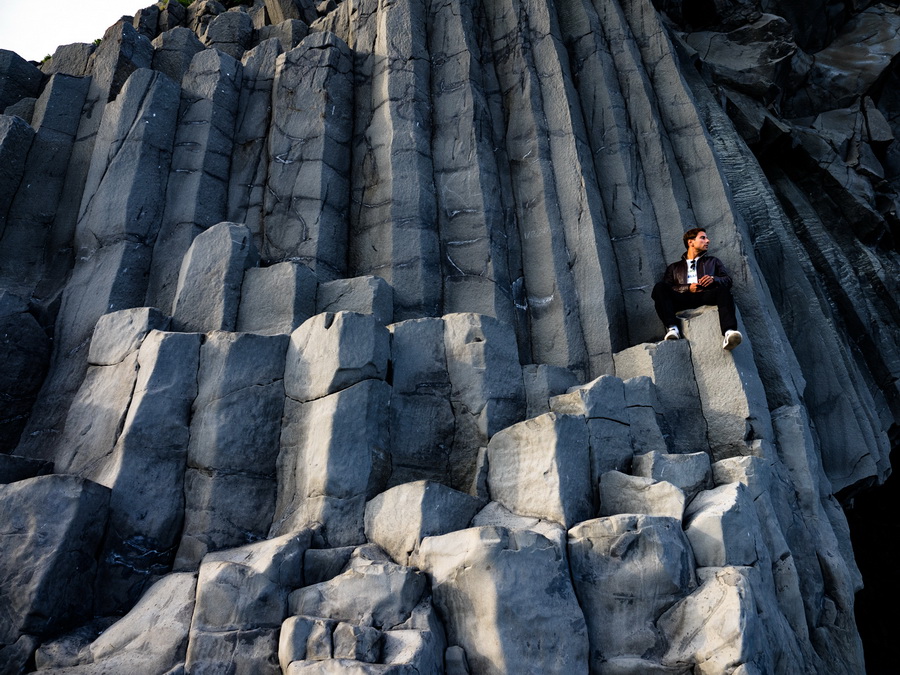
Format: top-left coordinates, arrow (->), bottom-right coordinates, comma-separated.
683,228 -> 709,257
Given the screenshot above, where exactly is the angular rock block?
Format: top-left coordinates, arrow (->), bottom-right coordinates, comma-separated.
622,376 -> 669,456
0,475 -> 110,644
285,311 -> 390,402
316,276 -> 394,327
227,38 -> 282,241
151,27 -> 205,84
237,262 -> 317,335
87,307 -> 170,366
568,515 -> 696,667
171,221 -> 259,333
93,330 -> 201,613
614,340 -> 707,454
632,451 -> 712,503
274,379 -> 391,545
0,49 -> 43,111
186,533 -> 311,675
444,313 -> 525,491
471,500 -> 568,552
522,364 -> 581,419
679,306 -> 773,460
658,566 -> 806,675
55,308 -> 169,475
333,622 -> 382,662
387,318 -> 454,485
598,471 -> 686,520
364,480 -> 482,564
280,615 -> 338,668
304,547 -> 356,586
75,67 -> 179,252
264,32 -> 353,278
41,43 -> 95,77
413,526 -> 589,675
289,557 -> 427,630
70,573 -> 197,674
382,628 -> 444,673
683,482 -> 765,568
203,11 -> 254,60
487,412 -> 592,528
551,375 -> 633,489
258,19 -> 310,52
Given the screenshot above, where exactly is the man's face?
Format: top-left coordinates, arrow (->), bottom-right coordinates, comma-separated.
688,231 -> 709,255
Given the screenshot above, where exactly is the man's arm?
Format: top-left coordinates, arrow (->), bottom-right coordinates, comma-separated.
709,257 -> 733,289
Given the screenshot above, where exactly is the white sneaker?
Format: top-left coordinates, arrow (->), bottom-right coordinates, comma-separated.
664,326 -> 680,341
723,330 -> 742,350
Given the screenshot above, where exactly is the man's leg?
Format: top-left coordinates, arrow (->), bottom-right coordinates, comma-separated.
652,282 -> 680,330
712,286 -> 738,335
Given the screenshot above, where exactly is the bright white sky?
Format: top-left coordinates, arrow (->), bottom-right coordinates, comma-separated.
0,1 -> 149,63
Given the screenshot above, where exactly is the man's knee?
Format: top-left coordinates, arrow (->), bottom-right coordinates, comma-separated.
651,282 -> 670,300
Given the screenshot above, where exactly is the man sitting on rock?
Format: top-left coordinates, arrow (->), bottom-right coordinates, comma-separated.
651,228 -> 743,350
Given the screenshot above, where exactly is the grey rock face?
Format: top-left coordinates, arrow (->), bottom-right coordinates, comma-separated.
0,475 -> 109,644
2,0 -> 898,672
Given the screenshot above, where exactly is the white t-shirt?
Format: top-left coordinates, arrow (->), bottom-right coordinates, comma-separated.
686,258 -> 698,284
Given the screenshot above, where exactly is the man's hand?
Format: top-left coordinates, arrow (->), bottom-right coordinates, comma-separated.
690,276 -> 714,292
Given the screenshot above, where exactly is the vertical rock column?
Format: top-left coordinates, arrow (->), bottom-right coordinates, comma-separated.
0,75 -> 88,294
427,0 -> 519,327
481,0 -> 624,376
557,0 -> 670,345
18,68 -> 179,462
348,0 -> 442,320
0,115 -> 34,237
146,49 -> 244,314
227,38 -> 282,243
93,330 -> 201,614
272,312 -> 392,546
175,331 -> 289,569
262,32 -> 353,278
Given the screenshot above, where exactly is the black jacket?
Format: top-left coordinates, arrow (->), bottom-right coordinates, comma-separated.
662,253 -> 732,293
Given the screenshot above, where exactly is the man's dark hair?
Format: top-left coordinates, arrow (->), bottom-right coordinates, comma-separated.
683,228 -> 706,250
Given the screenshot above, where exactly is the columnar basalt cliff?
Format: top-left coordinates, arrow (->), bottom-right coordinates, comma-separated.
1,0 -> 898,673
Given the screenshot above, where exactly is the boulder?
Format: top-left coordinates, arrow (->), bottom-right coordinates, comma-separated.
631,451 -> 712,503
364,480 -> 482,564
412,526 -> 589,675
487,412 -> 592,527
0,50 -> 43,111
598,471 -> 686,520
333,622 -> 383,662
258,19 -> 310,52
382,629 -> 444,674
683,482 -> 765,568
280,615 -> 338,668
171,222 -> 259,333
289,557 -> 427,630
567,515 -> 696,667
0,475 -> 109,644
